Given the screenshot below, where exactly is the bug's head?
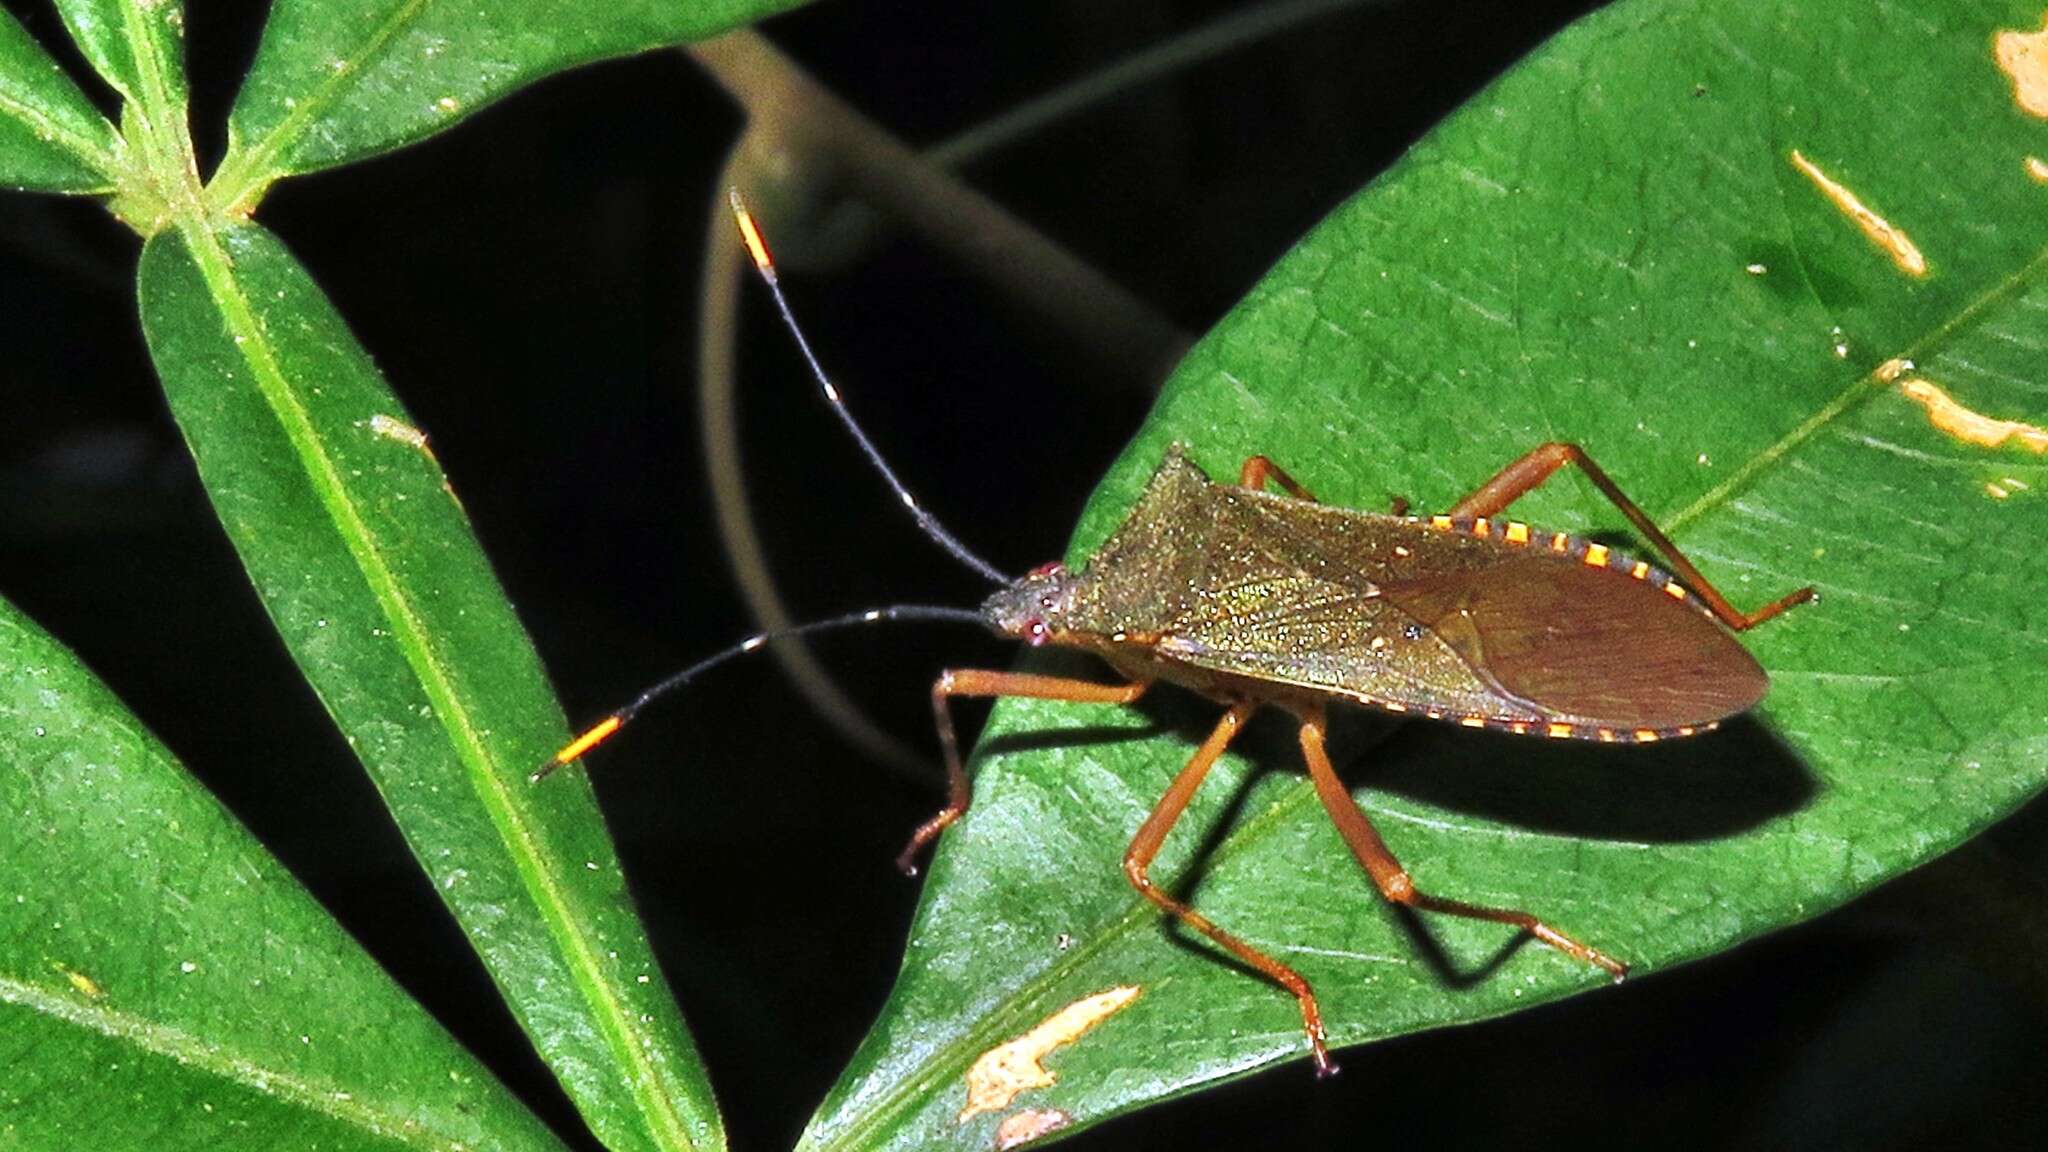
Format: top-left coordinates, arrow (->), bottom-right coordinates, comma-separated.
980,561 -> 1077,646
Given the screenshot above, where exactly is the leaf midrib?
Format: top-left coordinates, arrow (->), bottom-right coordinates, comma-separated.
0,973 -> 469,1149
169,219 -> 698,1152
1667,237 -> 2048,535
0,78 -> 118,183
207,0 -> 430,213
810,238 -> 2048,1151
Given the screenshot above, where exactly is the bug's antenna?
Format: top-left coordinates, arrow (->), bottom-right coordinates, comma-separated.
728,188 -> 1012,586
533,603 -> 987,781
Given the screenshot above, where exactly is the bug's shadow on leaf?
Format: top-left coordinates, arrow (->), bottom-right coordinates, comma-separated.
1352,711 -> 1816,844
978,719 -> 1179,758
1387,906 -> 1535,988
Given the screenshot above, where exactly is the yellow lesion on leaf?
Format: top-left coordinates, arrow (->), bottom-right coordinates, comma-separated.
2028,156 -> 2048,182
1788,150 -> 1928,277
1898,378 -> 2048,454
53,962 -> 104,1000
960,985 -> 1142,1122
1996,16 -> 2048,119
994,1109 -> 1072,1150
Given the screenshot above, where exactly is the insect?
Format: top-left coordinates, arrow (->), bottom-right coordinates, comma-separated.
538,190 -> 1815,1077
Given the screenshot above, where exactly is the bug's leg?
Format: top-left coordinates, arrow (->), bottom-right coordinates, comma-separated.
1124,701 -> 1337,1077
1245,455 -> 1410,517
1239,455 -> 1319,502
900,670 -> 1151,875
1446,441 -> 1813,630
1298,706 -> 1629,981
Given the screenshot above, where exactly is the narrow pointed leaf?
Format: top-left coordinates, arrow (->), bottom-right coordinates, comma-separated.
51,0 -> 187,118
137,221 -> 720,1152
0,8 -> 120,190
211,0 -> 808,210
807,1 -> 2048,1147
0,594 -> 567,1152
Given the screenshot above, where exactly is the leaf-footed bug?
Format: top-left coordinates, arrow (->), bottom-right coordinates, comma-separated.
536,189 -> 1815,1076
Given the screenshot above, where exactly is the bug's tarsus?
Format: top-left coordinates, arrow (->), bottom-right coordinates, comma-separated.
1446,441 -> 1815,629
728,188 -> 1012,586
535,604 -> 986,781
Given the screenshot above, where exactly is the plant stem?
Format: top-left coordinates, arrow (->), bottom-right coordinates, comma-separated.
688,29 -> 1193,384
927,0 -> 1378,168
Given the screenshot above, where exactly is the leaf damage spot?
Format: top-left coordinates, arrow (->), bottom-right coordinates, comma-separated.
959,985 -> 1141,1122
994,1109 -> 1072,1150
1898,378 -> 2048,453
2028,156 -> 2048,182
1996,16 -> 2048,119
1874,357 -> 1915,384
53,962 -> 103,1000
367,413 -> 431,453
1788,150 -> 1928,277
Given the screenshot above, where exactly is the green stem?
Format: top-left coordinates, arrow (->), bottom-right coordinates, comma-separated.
928,0 -> 1379,168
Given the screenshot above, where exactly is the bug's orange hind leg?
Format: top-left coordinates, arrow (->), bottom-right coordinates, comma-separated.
1124,701 -> 1336,1077
1447,441 -> 1813,630
901,670 -> 1150,875
1298,707 -> 1628,981
1239,455 -> 1319,502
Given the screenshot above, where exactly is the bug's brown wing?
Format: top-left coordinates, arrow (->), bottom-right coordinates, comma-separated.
1376,554 -> 1767,730
1154,573 -> 1548,722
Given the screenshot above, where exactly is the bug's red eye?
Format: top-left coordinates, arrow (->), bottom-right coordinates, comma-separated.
1024,618 -> 1049,645
1028,561 -> 1066,578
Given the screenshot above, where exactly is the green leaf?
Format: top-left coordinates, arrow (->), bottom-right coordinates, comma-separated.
0,594 -> 567,1152
0,7 -> 121,190
45,0 -> 196,233
50,0 -> 188,120
136,221 -> 721,1152
805,1 -> 2048,1147
208,0 -> 810,213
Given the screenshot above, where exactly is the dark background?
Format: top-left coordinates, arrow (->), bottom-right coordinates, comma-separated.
2,0 -> 2045,1148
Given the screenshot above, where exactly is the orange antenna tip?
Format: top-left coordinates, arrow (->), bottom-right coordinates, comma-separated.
728,187 -> 776,279
542,714 -> 623,779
